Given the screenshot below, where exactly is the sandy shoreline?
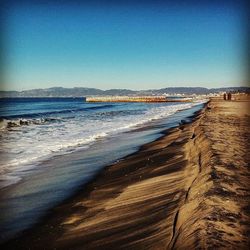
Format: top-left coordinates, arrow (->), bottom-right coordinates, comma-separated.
2,97 -> 250,249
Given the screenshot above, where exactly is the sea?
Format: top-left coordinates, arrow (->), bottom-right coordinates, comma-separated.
0,97 -> 206,241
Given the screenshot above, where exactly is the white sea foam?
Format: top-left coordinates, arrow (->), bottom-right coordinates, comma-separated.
0,101 -> 205,188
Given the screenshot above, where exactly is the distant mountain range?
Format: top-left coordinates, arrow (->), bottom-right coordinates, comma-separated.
0,86 -> 249,97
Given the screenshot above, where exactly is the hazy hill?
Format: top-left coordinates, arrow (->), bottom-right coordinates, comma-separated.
0,86 -> 249,97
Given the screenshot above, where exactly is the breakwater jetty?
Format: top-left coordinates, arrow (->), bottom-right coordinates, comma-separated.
86,96 -> 190,103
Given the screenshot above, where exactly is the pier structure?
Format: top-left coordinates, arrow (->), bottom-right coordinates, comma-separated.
86,96 -> 190,103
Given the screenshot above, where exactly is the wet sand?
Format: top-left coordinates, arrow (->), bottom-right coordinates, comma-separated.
2,97 -> 250,249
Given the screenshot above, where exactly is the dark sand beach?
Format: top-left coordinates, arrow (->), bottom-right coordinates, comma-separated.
2,96 -> 250,249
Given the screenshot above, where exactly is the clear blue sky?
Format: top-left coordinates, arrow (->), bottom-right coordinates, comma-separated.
1,0 -> 247,91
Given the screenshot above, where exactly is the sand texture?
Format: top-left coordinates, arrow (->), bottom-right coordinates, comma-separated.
2,97 -> 250,249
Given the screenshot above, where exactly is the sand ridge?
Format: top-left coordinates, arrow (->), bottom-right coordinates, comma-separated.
171,98 -> 250,249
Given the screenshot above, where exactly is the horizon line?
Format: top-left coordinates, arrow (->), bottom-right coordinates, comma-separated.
1,85 -> 249,92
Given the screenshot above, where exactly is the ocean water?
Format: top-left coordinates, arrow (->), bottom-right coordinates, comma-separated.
0,97 -> 206,241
